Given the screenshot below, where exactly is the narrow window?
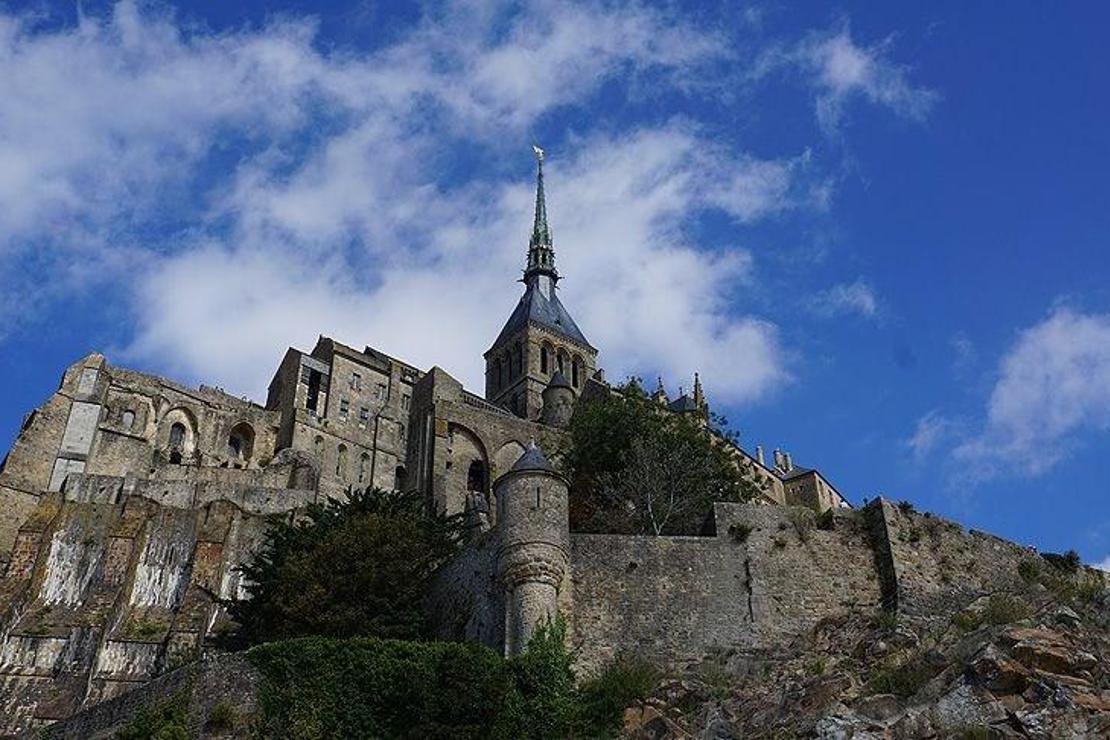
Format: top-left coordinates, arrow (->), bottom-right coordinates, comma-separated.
540,346 -> 549,374
359,406 -> 370,423
305,369 -> 322,413
401,394 -> 411,411
351,372 -> 362,391
572,358 -> 580,387
336,444 -> 348,478
121,410 -> 135,431
557,352 -> 564,374
169,422 -> 186,465
394,465 -> 406,491
339,398 -> 350,420
376,383 -> 387,401
358,452 -> 370,484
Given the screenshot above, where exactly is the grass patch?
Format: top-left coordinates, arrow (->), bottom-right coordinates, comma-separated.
728,523 -> 752,543
867,653 -> 941,699
114,690 -> 189,740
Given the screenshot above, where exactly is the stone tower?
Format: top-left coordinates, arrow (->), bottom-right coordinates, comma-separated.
540,370 -> 575,428
494,442 -> 570,655
484,147 -> 597,420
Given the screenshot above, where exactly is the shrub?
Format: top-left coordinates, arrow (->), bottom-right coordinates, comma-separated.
1017,559 -> 1041,583
982,594 -> 1031,625
227,487 -> 465,646
575,656 -> 659,737
728,523 -> 753,543
867,653 -> 940,698
114,691 -> 189,740
205,700 -> 236,732
247,620 -> 648,740
897,500 -> 916,515
249,635 -> 517,739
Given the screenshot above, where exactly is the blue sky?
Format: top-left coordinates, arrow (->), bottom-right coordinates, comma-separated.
1,1 -> 1108,566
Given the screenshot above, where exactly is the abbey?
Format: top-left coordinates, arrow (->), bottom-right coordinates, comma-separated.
0,151 -> 848,731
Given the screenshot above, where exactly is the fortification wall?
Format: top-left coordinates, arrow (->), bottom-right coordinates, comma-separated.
569,503 -> 882,673
866,498 -> 1038,619
426,531 -> 504,649
34,653 -> 259,740
0,492 -> 284,735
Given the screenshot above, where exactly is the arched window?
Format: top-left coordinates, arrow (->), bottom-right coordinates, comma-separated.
540,346 -> 549,374
467,460 -> 487,492
336,444 -> 348,478
227,422 -> 255,466
121,410 -> 135,431
168,423 -> 186,465
572,357 -> 581,388
557,351 -> 565,375
358,452 -> 370,484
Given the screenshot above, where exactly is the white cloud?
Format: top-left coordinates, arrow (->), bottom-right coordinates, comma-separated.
954,307 -> 1110,477
810,278 -> 878,318
1094,556 -> 1110,573
906,410 -> 953,462
0,3 -> 931,409
756,27 -> 937,133
128,125 -> 794,403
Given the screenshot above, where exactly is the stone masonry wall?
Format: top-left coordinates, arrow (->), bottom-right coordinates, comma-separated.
569,503 -> 882,674
867,498 -> 1039,621
0,490 -> 288,736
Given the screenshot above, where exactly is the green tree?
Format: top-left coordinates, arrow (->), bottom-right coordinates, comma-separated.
561,379 -> 763,535
227,487 -> 465,646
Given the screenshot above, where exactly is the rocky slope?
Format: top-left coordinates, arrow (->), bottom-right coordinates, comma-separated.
623,570 -> 1110,739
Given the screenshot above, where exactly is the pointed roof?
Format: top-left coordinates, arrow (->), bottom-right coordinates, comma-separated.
510,440 -> 558,474
546,370 -> 572,390
489,285 -> 594,352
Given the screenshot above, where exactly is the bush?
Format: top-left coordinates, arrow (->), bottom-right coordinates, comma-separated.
114,692 -> 189,740
867,653 -> 940,698
227,487 -> 465,646
249,635 -> 517,739
982,594 -> 1031,625
1017,558 -> 1041,583
728,523 -> 753,543
575,657 -> 659,737
248,620 -> 652,740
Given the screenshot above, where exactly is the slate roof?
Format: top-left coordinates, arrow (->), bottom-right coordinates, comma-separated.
489,281 -> 593,352
546,370 -> 572,389
778,465 -> 817,481
509,442 -> 559,474
667,394 -> 700,413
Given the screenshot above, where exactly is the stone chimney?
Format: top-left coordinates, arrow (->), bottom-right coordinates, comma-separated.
755,445 -> 765,466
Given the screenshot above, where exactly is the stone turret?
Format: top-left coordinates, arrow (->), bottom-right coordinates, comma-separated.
541,370 -> 575,427
494,442 -> 570,655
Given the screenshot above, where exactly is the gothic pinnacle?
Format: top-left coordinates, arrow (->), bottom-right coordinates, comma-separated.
525,145 -> 558,282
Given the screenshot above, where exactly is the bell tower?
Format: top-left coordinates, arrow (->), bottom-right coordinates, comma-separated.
484,147 -> 597,420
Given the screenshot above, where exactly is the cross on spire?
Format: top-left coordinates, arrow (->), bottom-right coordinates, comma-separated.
525,145 -> 558,283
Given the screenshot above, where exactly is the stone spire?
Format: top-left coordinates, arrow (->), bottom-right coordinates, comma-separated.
525,145 -> 558,283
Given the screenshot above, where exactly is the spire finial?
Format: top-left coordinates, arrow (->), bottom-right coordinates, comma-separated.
525,145 -> 557,283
